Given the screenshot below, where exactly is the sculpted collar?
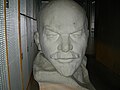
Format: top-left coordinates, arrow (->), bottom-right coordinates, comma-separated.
33,51 -> 95,90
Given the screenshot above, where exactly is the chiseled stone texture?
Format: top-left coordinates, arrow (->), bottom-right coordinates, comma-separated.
33,0 -> 95,90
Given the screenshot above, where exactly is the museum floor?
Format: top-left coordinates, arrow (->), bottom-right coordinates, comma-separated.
28,55 -> 120,90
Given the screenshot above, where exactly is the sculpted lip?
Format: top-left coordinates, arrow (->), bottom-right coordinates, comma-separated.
56,58 -> 78,63
50,53 -> 80,63
51,52 -> 79,58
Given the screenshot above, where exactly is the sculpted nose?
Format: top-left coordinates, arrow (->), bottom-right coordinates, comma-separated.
58,35 -> 73,52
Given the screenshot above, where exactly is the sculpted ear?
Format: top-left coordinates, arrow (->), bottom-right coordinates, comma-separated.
86,29 -> 89,38
34,31 -> 41,50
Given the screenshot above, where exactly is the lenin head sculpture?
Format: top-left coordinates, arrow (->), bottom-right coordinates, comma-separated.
35,0 -> 89,77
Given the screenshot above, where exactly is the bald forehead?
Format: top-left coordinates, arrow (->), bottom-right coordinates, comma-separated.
40,0 -> 86,33
41,0 -> 85,13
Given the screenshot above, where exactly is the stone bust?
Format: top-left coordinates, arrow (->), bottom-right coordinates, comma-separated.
33,0 -> 95,90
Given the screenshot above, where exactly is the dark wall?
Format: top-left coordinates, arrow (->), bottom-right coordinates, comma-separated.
95,0 -> 120,75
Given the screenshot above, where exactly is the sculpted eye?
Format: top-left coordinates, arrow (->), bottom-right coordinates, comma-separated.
70,30 -> 83,39
44,29 -> 59,39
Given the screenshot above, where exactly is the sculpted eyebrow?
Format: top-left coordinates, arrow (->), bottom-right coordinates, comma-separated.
71,24 -> 84,33
44,25 -> 59,34
44,25 -> 84,34
70,28 -> 83,34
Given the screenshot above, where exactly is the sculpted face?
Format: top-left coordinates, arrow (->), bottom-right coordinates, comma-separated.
38,0 -> 89,76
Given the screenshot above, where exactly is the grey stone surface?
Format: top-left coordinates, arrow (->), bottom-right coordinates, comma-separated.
33,0 -> 95,90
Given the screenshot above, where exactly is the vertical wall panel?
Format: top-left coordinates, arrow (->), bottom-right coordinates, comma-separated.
20,0 -> 39,89
33,20 -> 38,56
0,0 -> 40,89
20,15 -> 29,89
29,19 -> 34,70
0,0 -> 9,90
26,0 -> 33,17
20,0 -> 40,89
29,19 -> 38,73
26,18 -> 32,76
9,60 -> 22,90
33,0 -> 37,19
6,0 -> 22,89
30,0 -> 33,18
20,0 -> 26,14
